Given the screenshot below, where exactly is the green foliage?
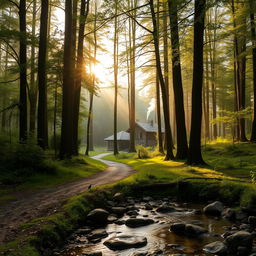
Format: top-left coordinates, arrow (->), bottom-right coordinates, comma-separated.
251,171 -> 256,184
137,145 -> 150,159
0,141 -> 57,185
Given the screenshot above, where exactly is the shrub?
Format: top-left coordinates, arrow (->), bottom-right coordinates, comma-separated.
0,142 -> 57,184
116,153 -> 131,159
137,145 -> 150,159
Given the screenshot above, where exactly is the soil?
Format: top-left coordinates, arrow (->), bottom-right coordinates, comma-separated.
0,153 -> 135,246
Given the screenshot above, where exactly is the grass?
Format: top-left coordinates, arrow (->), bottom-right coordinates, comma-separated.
79,146 -> 108,157
0,156 -> 106,201
202,141 -> 256,179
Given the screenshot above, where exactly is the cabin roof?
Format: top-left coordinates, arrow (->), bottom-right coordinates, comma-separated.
104,131 -> 130,141
136,121 -> 165,133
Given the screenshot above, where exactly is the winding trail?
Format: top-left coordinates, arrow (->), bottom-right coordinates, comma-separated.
0,153 -> 135,245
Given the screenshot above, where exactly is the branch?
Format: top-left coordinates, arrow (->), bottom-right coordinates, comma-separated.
0,39 -> 19,61
0,46 -> 19,64
6,0 -> 19,9
0,77 -> 19,84
0,103 -> 19,114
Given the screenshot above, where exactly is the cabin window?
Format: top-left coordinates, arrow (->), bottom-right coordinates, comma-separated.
140,132 -> 143,139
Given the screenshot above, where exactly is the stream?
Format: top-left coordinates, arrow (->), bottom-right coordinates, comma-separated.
55,196 -> 244,256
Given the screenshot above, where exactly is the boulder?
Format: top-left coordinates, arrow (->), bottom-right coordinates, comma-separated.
87,208 -> 109,225
225,231 -> 253,253
203,241 -> 227,255
203,201 -> 224,216
103,235 -> 147,250
87,229 -> 108,241
249,216 -> 256,228
222,208 -> 236,220
111,207 -> 126,217
185,224 -> 208,237
156,203 -> 175,213
170,223 -> 186,235
170,223 -> 207,237
125,218 -> 154,228
113,192 -> 124,202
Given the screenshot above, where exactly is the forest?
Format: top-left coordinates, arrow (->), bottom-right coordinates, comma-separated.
0,0 -> 256,255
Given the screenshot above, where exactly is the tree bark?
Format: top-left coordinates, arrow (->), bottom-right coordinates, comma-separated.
128,0 -> 137,153
150,0 -> 174,160
250,1 -> 256,142
168,0 -> 188,159
113,0 -> 119,155
187,0 -> 206,165
60,0 -> 74,158
73,0 -> 90,155
29,0 -> 37,134
37,0 -> 49,149
19,0 -> 28,142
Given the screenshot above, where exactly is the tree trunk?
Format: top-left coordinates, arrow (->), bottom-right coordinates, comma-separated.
73,0 -> 90,155
60,0 -> 74,158
86,1 -> 97,156
113,0 -> 119,155
19,0 -> 28,142
168,0 -> 188,159
128,0 -> 137,153
187,0 -> 206,165
150,0 -> 174,160
29,0 -> 37,134
37,0 -> 49,149
250,1 -> 256,142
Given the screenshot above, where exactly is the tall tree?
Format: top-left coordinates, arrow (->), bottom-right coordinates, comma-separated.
19,0 -> 28,142
168,0 -> 188,159
250,0 -> 256,142
187,0 -> 206,165
156,0 -> 164,154
128,0 -> 137,153
29,0 -> 37,134
74,0 -> 90,155
113,0 -> 119,155
86,0 -> 97,156
60,0 -> 74,158
150,0 -> 174,160
37,0 -> 49,149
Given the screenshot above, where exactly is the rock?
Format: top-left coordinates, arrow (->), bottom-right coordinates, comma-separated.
236,211 -> 248,222
82,252 -> 102,256
238,246 -> 250,256
87,229 -> 108,241
111,207 -> 126,217
115,220 -> 125,225
87,208 -> 109,225
185,224 -> 208,237
170,223 -> 207,237
203,201 -> 224,216
167,244 -> 185,251
113,192 -> 124,201
249,216 -> 256,228
203,241 -> 227,255
125,218 -> 154,228
225,231 -> 253,253
75,227 -> 91,235
144,203 -> 153,210
170,223 -> 186,235
239,223 -> 250,231
127,210 -> 139,216
103,235 -> 147,250
222,208 -> 236,220
142,196 -> 153,202
156,203 -> 175,213
107,215 -> 118,223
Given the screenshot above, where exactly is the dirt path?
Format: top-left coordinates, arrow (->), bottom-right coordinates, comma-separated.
0,153 -> 135,245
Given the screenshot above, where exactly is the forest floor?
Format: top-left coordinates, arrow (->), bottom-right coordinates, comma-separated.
0,153 -> 135,246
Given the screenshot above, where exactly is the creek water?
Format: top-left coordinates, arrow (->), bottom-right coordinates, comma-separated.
58,201 -> 233,256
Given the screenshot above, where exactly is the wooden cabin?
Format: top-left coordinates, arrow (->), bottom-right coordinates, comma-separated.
104,121 -> 164,151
